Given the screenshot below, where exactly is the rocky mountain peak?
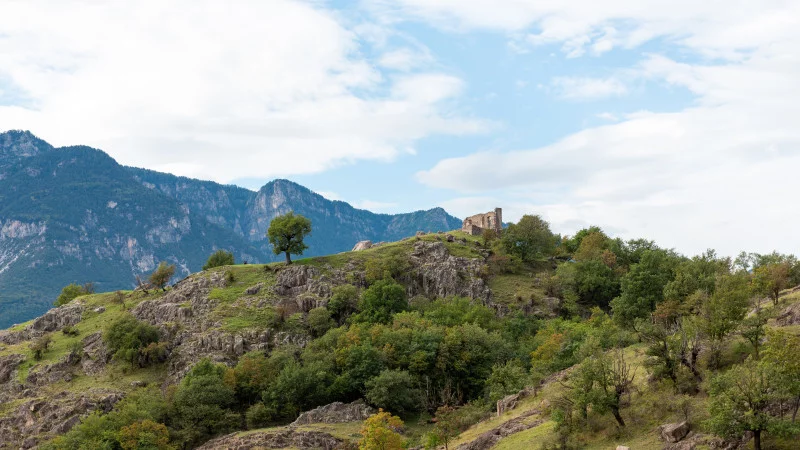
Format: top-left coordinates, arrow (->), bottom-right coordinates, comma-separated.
0,130 -> 53,160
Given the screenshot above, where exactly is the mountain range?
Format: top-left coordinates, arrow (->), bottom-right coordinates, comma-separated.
0,130 -> 461,327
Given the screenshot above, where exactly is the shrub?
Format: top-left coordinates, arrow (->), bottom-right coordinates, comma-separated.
54,283 -> 90,306
118,420 -> 173,450
104,315 -> 162,367
30,334 -> 52,360
203,250 -> 235,270
327,284 -> 359,324
307,307 -> 335,337
365,369 -> 423,414
62,325 -> 80,336
149,262 -> 176,291
245,402 -> 275,429
354,279 -> 407,324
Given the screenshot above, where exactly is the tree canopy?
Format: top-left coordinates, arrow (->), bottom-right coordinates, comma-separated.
267,212 -> 312,264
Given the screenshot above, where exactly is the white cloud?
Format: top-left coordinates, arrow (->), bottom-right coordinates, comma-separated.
550,76 -> 628,100
411,1 -> 800,256
378,48 -> 433,71
373,1 -> 799,59
0,0 -> 490,184
353,200 -> 400,211
317,191 -> 343,201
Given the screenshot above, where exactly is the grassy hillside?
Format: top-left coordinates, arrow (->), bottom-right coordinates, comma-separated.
2,223 -> 800,450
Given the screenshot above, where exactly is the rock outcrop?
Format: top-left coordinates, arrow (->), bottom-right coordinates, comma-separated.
496,388 -> 531,416
291,400 -> 375,426
0,390 -> 122,449
198,429 -> 343,450
406,241 -> 491,303
352,240 -> 372,251
776,301 -> 800,326
457,409 -> 542,450
659,421 -> 690,443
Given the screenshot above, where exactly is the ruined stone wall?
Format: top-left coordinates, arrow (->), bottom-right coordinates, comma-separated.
462,208 -> 502,235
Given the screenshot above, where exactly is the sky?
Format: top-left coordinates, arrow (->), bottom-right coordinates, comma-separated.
1,0 -> 799,257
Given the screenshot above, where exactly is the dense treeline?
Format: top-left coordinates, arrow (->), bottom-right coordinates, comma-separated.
46,215 -> 800,449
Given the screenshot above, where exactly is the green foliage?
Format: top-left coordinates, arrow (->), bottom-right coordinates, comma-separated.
365,248 -> 412,284
42,387 -> 169,450
267,212 -> 312,264
354,278 -> 407,324
149,262 -> 176,291
562,226 -> 604,255
611,249 -> 678,328
486,360 -> 528,403
762,330 -> 800,421
171,359 -> 239,447
30,333 -> 52,360
415,296 -> 497,329
307,307 -> 335,337
54,283 -> 90,306
104,315 -> 162,367
501,215 -> 558,263
245,402 -> 275,429
365,369 -> 422,414
203,249 -> 235,270
574,260 -> 619,309
328,284 -> 359,324
753,262 -> 791,305
359,409 -> 406,450
563,347 -> 636,427
706,358 -> 799,450
118,420 -> 174,450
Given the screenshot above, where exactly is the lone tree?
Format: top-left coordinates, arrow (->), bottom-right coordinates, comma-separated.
149,261 -> 176,291
267,212 -> 312,265
203,249 -> 235,270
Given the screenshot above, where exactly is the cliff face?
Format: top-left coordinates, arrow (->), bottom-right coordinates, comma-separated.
0,131 -> 461,327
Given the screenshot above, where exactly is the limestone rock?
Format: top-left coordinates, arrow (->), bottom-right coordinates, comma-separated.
457,409 -> 542,450
352,240 -> 372,251
660,421 -> 690,443
616,446 -> 630,450
416,231 -> 426,237
446,234 -> 455,242
244,283 -> 263,295
291,400 -> 375,426
777,301 -> 800,326
198,429 -> 343,450
93,306 -> 105,313
496,388 -> 530,416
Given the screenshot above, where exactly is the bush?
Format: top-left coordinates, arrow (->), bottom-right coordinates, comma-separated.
245,402 -> 275,429
354,279 -> 407,324
30,334 -> 52,360
62,325 -> 80,336
104,315 -> 162,367
365,370 -> 423,414
54,283 -> 90,306
149,262 -> 176,291
171,359 -> 239,446
203,250 -> 235,270
328,285 -> 359,324
307,307 -> 335,337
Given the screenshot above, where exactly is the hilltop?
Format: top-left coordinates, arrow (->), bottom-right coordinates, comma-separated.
2,218 -> 800,450
0,130 -> 461,328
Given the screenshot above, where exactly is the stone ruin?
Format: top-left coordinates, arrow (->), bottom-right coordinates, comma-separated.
462,207 -> 503,236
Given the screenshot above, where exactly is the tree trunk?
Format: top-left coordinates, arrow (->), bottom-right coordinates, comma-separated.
793,395 -> 799,422
611,406 -> 625,427
285,251 -> 292,265
753,429 -> 761,450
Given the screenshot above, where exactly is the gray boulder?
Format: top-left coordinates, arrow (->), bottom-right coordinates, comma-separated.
352,240 -> 372,251
291,400 -> 375,426
660,421 -> 690,443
